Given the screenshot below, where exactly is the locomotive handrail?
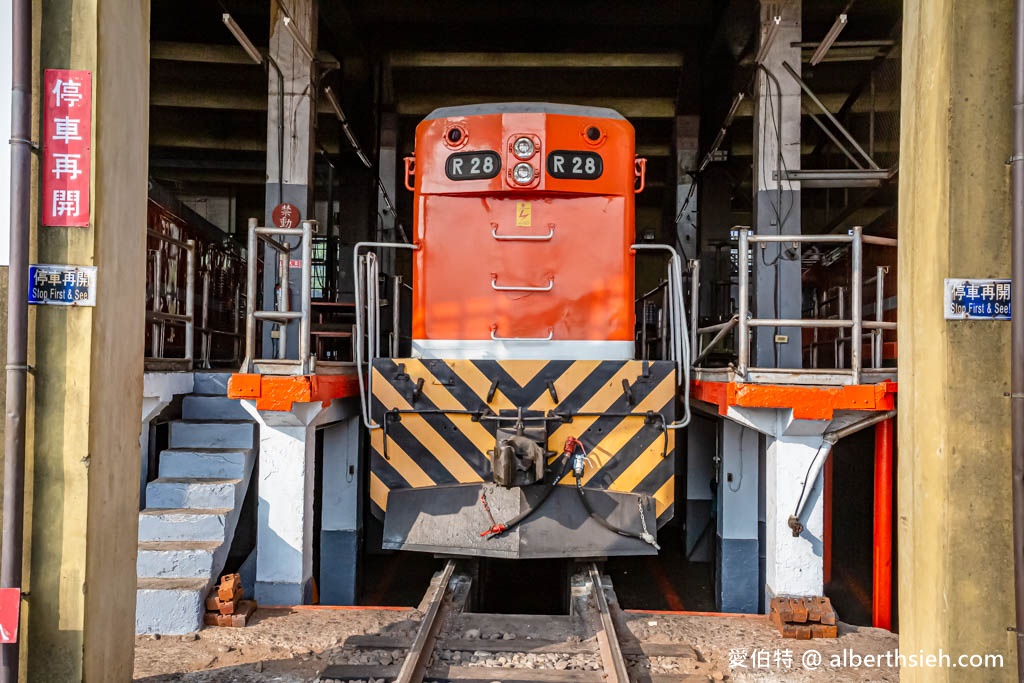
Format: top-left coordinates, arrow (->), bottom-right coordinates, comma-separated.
490,325 -> 554,342
630,243 -> 691,429
491,224 -> 555,241
490,276 -> 554,292
353,240 -> 421,430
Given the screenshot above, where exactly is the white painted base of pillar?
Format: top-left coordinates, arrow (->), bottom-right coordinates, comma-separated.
765,433 -> 824,602
242,399 -> 353,606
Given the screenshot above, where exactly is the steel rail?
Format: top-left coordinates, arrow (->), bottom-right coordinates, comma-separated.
588,563 -> 630,683
394,560 -> 457,683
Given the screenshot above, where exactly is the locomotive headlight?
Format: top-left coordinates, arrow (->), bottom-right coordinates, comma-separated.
512,162 -> 535,184
513,137 -> 535,159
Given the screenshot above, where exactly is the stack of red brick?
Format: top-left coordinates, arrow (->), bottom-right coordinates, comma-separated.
769,596 -> 838,639
204,573 -> 257,627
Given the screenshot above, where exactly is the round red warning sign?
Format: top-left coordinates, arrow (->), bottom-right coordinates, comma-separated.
272,203 -> 301,229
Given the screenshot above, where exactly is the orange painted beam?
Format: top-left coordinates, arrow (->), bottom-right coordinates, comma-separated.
228,373 -> 360,412
691,380 -> 897,421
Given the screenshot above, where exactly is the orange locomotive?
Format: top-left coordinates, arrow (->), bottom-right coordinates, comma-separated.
360,103 -> 681,559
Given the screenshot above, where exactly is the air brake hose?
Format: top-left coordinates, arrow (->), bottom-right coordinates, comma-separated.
574,477 -> 658,550
483,453 -> 572,540
572,450 -> 661,550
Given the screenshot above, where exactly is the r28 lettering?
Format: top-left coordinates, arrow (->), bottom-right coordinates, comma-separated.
445,151 -> 501,180
547,151 -> 603,180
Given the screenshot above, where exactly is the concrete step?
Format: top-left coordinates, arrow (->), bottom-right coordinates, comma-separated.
138,508 -> 231,543
146,477 -> 241,510
137,541 -> 219,580
192,372 -> 232,396
169,420 -> 256,450
136,577 -> 208,635
182,394 -> 250,421
159,448 -> 250,479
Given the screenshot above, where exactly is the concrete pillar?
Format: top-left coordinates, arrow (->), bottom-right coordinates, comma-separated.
243,399 -> 353,605
722,407 -> 828,606
24,0 -> 149,678
752,0 -> 802,368
698,166 -> 736,320
675,115 -> 699,263
763,431 -> 823,601
319,417 -> 361,605
263,0 -> 318,356
900,1 -> 1016,678
685,415 -> 716,561
377,111 -> 398,275
716,421 -> 760,613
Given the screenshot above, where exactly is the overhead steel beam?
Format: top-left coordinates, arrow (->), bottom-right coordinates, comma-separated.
150,87 -> 267,111
151,40 -> 339,67
396,96 -> 676,118
150,170 -> 267,186
150,130 -> 266,151
389,51 -> 684,69
734,89 -> 899,117
152,41 -> 257,65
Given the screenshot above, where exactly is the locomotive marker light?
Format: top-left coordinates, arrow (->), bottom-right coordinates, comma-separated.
512,162 -> 535,184
513,136 -> 536,159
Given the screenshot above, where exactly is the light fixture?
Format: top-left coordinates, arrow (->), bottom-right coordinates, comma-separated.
282,16 -> 317,63
513,137 -> 535,160
809,13 -> 848,66
324,86 -> 372,169
512,163 -> 535,184
722,92 -> 745,129
222,14 -> 264,65
754,15 -> 782,64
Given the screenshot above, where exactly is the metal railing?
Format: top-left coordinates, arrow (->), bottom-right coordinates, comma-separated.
196,271 -> 243,369
241,217 -> 315,375
804,265 -> 891,371
146,231 -> 195,366
736,226 -> 896,384
689,226 -> 897,384
631,243 -> 691,429
353,241 -> 421,429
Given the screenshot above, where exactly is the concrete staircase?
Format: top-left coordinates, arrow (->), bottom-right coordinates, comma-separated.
135,372 -> 256,635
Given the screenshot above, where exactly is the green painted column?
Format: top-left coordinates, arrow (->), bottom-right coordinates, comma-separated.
21,0 -> 149,679
899,1 -> 1016,679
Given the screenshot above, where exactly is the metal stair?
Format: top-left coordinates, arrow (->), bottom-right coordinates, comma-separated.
135,372 -> 256,635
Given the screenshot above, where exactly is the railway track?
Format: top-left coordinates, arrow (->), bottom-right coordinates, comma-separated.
317,560 -> 703,683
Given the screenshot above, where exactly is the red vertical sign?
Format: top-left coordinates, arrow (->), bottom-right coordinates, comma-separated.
0,588 -> 19,643
42,69 -> 91,227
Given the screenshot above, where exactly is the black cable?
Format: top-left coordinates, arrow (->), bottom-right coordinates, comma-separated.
575,477 -> 647,542
485,454 -> 572,540
792,441 -> 827,520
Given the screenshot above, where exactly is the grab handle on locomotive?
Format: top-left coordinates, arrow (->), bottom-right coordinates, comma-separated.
403,155 -> 415,191
490,275 -> 555,292
489,324 -> 554,342
634,156 -> 647,194
491,222 -> 555,241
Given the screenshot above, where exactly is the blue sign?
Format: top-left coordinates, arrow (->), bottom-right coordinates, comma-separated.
943,278 -> 1011,320
28,264 -> 97,306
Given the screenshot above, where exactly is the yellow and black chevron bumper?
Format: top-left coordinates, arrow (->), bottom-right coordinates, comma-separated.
368,358 -> 677,559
